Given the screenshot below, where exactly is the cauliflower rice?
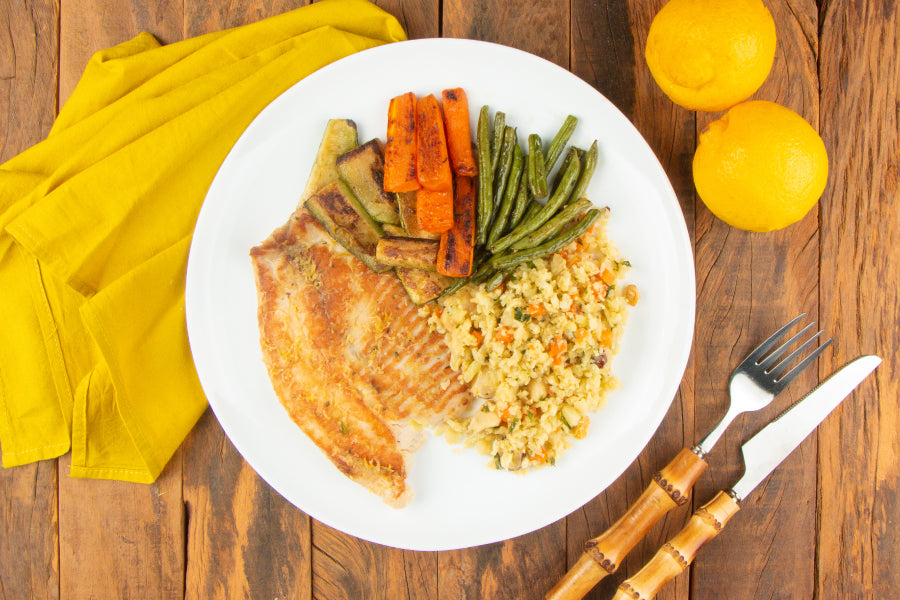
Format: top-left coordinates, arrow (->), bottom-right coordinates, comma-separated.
425,209 -> 637,471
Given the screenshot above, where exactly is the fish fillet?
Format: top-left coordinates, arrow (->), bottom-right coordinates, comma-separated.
250,207 -> 474,508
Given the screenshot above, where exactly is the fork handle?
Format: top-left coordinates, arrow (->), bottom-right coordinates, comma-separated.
611,490 -> 741,600
545,448 -> 707,600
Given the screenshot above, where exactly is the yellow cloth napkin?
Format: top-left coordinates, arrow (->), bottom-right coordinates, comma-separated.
0,0 -> 406,482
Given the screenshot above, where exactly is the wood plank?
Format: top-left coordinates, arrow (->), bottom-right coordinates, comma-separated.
565,2 -> 696,599
183,0 -> 308,38
0,461 -> 59,600
1,2 -> 60,599
58,0 -> 184,102
816,1 -> 900,598
57,452 -> 185,599
298,3 -> 441,598
177,2 -> 342,598
53,2 -> 187,599
434,2 -> 570,598
442,0 -> 569,69
183,410 -> 312,600
312,523 -> 437,600
372,0 -> 439,40
689,1 -> 821,599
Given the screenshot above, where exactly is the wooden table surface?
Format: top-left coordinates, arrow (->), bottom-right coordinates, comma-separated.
2,1 -> 897,599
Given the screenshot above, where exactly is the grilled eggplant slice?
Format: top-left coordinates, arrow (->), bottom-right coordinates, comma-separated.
305,180 -> 389,273
375,237 -> 440,272
337,139 -> 400,225
396,191 -> 441,240
300,119 -> 359,206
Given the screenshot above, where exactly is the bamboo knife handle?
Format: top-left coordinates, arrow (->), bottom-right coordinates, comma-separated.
611,490 -> 741,600
545,448 -> 707,600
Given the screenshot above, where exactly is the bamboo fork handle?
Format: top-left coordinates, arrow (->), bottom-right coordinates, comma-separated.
612,490 -> 741,600
545,448 -> 707,600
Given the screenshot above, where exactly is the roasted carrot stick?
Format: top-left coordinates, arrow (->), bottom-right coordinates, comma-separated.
437,175 -> 476,277
384,92 -> 420,192
415,94 -> 453,191
416,187 -> 454,234
441,88 -> 478,177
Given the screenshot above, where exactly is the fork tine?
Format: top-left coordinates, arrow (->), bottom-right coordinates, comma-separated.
757,321 -> 817,371
768,329 -> 824,379
772,336 -> 834,393
742,313 -> 807,365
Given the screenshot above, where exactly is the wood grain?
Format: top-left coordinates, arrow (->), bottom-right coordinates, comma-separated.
57,452 -> 185,599
183,410 -> 312,600
566,3 -> 696,599
689,2 -> 822,599
184,0 -> 308,39
58,0 -> 184,102
372,0 -> 438,40
1,2 -> 60,600
816,1 -> 900,598
443,0 -> 569,69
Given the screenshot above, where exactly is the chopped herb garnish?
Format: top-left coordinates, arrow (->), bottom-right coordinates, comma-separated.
559,412 -> 572,429
339,421 -> 349,435
549,456 -> 556,466
494,454 -> 502,469
619,260 -> 631,267
513,307 -> 531,322
507,417 -> 519,434
481,404 -> 491,413
606,284 -> 616,298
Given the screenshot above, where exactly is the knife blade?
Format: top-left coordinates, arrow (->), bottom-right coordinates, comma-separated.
610,355 -> 881,600
731,354 -> 882,500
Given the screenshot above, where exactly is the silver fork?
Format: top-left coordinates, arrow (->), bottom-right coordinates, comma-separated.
545,314 -> 833,600
694,313 -> 833,457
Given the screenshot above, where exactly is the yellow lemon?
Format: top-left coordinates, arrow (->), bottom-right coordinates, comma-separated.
645,0 -> 777,111
693,100 -> 829,232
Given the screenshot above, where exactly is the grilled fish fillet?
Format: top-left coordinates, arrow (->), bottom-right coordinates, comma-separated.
250,207 -> 474,508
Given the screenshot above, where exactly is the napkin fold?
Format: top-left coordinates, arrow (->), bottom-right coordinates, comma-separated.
0,0 -> 406,482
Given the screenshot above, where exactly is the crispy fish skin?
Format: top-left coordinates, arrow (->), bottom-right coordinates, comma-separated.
250,207 -> 473,508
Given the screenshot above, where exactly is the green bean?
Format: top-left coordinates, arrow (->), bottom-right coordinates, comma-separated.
442,276 -> 470,296
518,199 -> 542,225
510,198 -> 593,251
493,126 -> 517,208
488,140 -> 524,245
551,146 -> 584,191
527,134 -> 548,199
490,111 -> 506,174
492,209 -> 602,271
508,170 -> 532,230
470,260 -> 497,284
484,269 -> 510,291
568,140 -> 598,204
544,115 -> 578,172
476,105 -> 493,246
488,151 -> 582,254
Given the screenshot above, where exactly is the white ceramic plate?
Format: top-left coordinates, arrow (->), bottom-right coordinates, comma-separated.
186,39 -> 694,551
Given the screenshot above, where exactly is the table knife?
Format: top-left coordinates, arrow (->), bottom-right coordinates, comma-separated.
610,354 -> 881,600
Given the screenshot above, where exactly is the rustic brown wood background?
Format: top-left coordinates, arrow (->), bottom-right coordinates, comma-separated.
2,0 -> 897,598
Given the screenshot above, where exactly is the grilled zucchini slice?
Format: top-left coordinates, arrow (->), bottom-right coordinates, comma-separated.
305,180 -> 389,273
375,236 -> 440,272
381,225 -> 450,304
394,267 -> 451,305
337,139 -> 400,225
300,119 -> 358,206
